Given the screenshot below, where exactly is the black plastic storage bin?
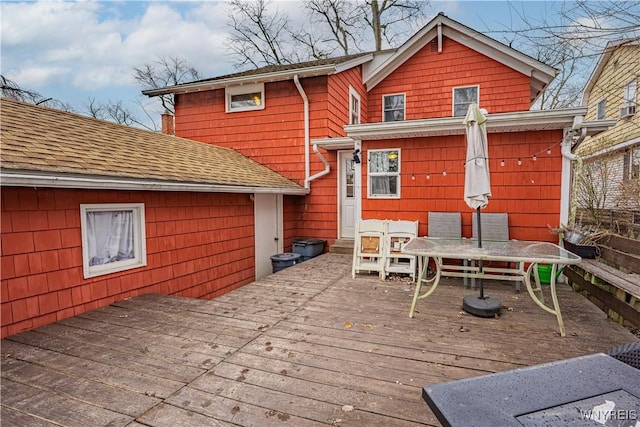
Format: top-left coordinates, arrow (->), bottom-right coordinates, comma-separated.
270,253 -> 301,273
292,238 -> 327,261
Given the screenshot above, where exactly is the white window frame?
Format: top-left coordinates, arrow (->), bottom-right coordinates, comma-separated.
382,93 -> 406,122
453,85 -> 479,117
367,148 -> 401,199
349,86 -> 361,124
225,82 -> 265,113
80,203 -> 147,278
596,99 -> 606,120
623,79 -> 637,107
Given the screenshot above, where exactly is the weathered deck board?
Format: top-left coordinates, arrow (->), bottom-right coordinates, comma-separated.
2,253 -> 638,427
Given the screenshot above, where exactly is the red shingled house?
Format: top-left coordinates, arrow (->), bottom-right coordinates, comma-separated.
1,14 -> 605,337
145,14 -> 598,245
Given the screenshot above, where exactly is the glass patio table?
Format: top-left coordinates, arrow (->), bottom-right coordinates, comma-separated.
402,237 -> 582,336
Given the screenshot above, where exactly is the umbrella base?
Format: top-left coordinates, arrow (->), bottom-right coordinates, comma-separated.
462,295 -> 501,318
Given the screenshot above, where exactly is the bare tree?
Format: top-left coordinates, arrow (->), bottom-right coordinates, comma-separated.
361,0 -> 429,51
226,0 -> 430,68
85,97 -> 155,130
1,75 -> 72,110
487,1 -> 640,108
132,56 -> 200,114
226,0 -> 295,67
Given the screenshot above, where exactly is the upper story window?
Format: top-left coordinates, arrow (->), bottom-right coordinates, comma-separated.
621,79 -> 637,118
80,203 -> 147,278
349,86 -> 361,124
368,149 -> 400,198
596,99 -> 606,120
453,86 -> 479,117
225,83 -> 265,113
383,94 -> 405,122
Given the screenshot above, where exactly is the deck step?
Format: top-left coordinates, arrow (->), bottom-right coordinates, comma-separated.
329,238 -> 354,254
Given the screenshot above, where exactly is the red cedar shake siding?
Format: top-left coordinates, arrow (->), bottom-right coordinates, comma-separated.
175,76 -> 346,244
368,37 -> 532,121
361,130 -> 564,241
1,187 -> 256,338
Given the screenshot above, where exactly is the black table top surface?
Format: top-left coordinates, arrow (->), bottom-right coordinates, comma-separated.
423,353 -> 640,427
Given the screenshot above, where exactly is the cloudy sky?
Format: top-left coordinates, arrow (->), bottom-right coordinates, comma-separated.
0,1 -> 583,128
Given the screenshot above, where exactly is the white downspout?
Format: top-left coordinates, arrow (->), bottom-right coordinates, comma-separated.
560,116 -> 587,228
293,75 -> 311,189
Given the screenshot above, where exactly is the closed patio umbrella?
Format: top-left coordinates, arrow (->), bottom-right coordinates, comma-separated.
462,104 -> 501,317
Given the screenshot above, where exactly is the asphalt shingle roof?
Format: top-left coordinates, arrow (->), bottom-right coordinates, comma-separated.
0,98 -> 304,192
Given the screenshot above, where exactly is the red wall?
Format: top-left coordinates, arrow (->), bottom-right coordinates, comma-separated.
368,37 -> 532,121
360,130 -> 564,242
1,187 -> 256,338
175,76 -> 348,245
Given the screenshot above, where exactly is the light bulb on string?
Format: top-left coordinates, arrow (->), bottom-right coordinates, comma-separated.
517,158 -> 522,165
500,159 -> 505,167
547,148 -> 552,155
442,169 -> 447,176
426,173 -> 431,180
533,154 -> 537,161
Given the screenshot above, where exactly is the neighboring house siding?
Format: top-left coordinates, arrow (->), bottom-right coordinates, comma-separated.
368,37 -> 531,121
577,45 -> 639,209
580,46 -> 640,156
360,130 -> 564,241
1,187 -> 255,338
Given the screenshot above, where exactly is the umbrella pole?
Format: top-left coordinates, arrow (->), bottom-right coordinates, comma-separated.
477,207 -> 484,299
462,206 -> 500,318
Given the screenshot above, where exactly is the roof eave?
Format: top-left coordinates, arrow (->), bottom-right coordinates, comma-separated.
0,170 -> 309,196
345,108 -> 588,140
143,55 -> 373,97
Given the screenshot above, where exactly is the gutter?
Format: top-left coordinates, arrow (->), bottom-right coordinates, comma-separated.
293,75 -> 330,189
0,172 -> 309,195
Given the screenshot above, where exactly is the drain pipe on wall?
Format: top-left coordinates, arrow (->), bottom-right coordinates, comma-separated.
293,75 -> 330,189
560,118 -> 587,229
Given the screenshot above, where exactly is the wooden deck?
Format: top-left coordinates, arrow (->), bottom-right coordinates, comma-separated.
2,253 -> 638,426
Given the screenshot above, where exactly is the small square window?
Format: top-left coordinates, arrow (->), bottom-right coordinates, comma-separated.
453,86 -> 479,117
225,83 -> 265,112
596,99 -> 606,120
368,149 -> 400,198
383,94 -> 405,122
80,203 -> 147,278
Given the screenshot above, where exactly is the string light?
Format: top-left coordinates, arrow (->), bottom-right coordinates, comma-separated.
442,169 -> 447,176
532,154 -> 537,161
547,148 -> 552,155
500,159 -> 505,167
426,173 -> 431,180
517,158 -> 522,165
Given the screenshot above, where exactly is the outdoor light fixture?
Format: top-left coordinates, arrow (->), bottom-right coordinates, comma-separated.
353,149 -> 360,164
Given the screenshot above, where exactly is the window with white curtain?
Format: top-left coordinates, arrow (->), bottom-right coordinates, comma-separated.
453,85 -> 479,116
368,149 -> 400,198
383,94 -> 405,122
80,203 -> 146,278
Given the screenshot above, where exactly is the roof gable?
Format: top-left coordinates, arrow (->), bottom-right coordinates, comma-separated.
363,13 -> 557,104
0,98 -> 305,194
580,38 -> 640,107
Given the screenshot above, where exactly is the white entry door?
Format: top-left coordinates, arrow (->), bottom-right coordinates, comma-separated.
254,193 -> 283,279
338,151 -> 357,238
